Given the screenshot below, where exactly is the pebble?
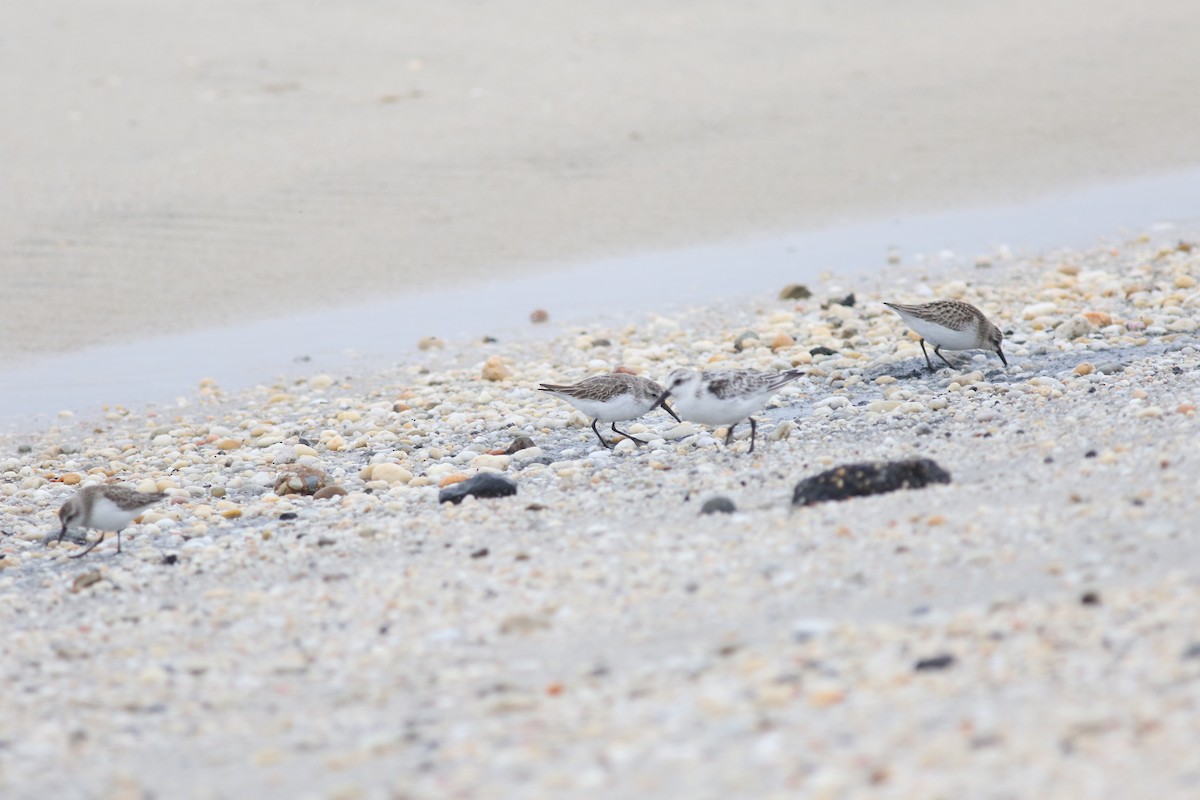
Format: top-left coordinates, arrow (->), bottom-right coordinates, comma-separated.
481,356 -> 512,381
273,465 -> 326,496
778,284 -> 812,300
438,473 -> 518,504
700,496 -> 736,514
368,464 -> 413,485
793,459 -> 952,506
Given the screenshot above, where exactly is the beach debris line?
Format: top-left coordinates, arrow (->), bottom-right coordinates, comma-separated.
791,458 -> 951,507
439,473 -> 518,505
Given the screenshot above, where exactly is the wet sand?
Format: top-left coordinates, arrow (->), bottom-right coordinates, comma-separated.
4,0 -> 1200,365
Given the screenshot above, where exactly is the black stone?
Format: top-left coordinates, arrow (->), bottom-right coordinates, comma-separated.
809,346 -> 838,356
832,293 -> 856,307
439,473 -> 518,505
162,554 -> 179,566
1080,591 -> 1101,606
470,548 -> 490,559
1084,450 -> 1097,458
1182,643 -> 1200,660
700,496 -> 737,515
914,654 -> 956,671
791,458 -> 951,507
279,512 -> 298,521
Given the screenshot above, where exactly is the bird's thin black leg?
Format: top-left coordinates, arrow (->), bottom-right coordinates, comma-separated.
724,422 -> 737,446
919,339 -> 936,372
934,345 -> 955,370
590,419 -> 613,449
610,423 -> 646,445
68,531 -> 106,559
748,418 -> 758,454
116,530 -> 122,555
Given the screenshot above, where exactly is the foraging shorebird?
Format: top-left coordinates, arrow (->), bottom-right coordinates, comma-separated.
55,484 -> 166,558
654,368 -> 804,453
539,373 -> 682,449
883,300 -> 1007,371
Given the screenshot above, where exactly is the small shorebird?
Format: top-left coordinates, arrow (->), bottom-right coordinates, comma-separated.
539,373 -> 682,449
654,368 -> 804,453
55,484 -> 167,558
883,300 -> 1007,372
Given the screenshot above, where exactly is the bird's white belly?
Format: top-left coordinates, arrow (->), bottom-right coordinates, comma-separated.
673,393 -> 762,425
86,497 -> 142,531
908,318 -> 979,350
569,395 -> 648,422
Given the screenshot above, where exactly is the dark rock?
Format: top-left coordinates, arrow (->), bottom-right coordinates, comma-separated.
1080,591 -> 1101,606
439,473 -> 518,505
700,496 -> 737,515
832,293 -> 856,307
162,554 -> 179,566
1182,643 -> 1200,660
792,458 -> 951,507
778,283 -> 812,300
506,435 -> 536,455
278,512 -> 298,521
470,548 -> 489,559
809,346 -> 837,356
914,654 -> 956,672
529,309 -> 549,324
17,444 -> 32,454
482,335 -> 499,344
1084,450 -> 1097,458
591,338 -> 612,347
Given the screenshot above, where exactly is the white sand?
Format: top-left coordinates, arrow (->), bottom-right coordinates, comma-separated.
3,0 -> 1200,363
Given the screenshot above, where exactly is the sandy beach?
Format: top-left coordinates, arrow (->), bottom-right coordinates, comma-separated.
3,229 -> 1200,797
4,1 -> 1200,798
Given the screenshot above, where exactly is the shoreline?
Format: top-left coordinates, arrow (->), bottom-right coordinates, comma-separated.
2,227 -> 1199,796
5,167 -> 1200,431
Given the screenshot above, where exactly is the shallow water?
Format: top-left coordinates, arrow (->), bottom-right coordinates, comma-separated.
3,168 -> 1200,431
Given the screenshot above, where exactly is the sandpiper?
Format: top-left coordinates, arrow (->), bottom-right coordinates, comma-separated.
539,373 -> 682,449
55,484 -> 167,558
654,368 -> 804,453
883,300 -> 1007,371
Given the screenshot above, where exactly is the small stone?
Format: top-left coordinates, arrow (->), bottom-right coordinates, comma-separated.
60,473 -> 83,486
417,336 -> 445,351
1055,316 -> 1095,339
591,338 -> 612,347
1082,311 -> 1113,328
779,284 -> 812,300
482,356 -> 511,381
1176,275 -> 1197,289
71,571 -> 103,592
438,474 -> 469,489
1073,362 -> 1095,376
1080,591 -> 1101,606
1177,403 -> 1196,415
470,454 -> 510,471
506,436 -> 536,454
700,496 -> 736,515
313,486 -> 348,500
614,365 -> 638,375
914,654 -> 956,672
310,374 -> 334,389
831,293 -> 855,307
273,465 -> 326,496
529,309 -> 549,324
439,473 -> 518,504
770,332 -> 795,351
793,459 -> 951,506
215,438 -> 242,450
809,346 -> 837,357
370,463 -> 413,485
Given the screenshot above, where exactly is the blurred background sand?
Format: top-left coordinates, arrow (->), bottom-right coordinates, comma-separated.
3,0 -> 1200,364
